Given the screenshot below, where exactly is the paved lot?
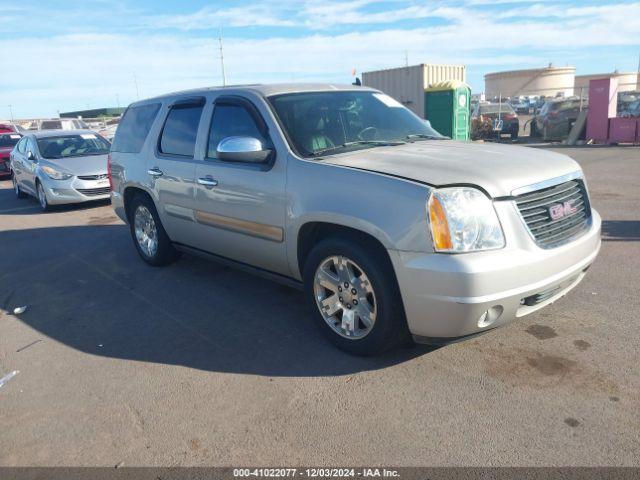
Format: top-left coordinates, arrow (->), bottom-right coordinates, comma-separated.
0,146 -> 638,467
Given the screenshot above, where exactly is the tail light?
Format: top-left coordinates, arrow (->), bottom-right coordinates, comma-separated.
107,153 -> 113,191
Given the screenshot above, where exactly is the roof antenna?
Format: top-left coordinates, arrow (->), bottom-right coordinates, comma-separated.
219,26 -> 227,86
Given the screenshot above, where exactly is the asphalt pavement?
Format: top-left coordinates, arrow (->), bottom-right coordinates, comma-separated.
0,146 -> 638,466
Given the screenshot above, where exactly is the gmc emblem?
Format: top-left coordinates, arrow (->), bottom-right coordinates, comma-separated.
549,199 -> 578,220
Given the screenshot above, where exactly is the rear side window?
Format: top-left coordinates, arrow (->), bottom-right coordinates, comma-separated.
111,103 -> 161,153
17,137 -> 27,153
159,105 -> 204,157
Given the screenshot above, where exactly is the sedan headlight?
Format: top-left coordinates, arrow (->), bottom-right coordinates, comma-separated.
428,187 -> 505,253
42,166 -> 73,180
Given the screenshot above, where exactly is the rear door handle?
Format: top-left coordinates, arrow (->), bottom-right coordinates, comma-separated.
197,176 -> 218,188
148,167 -> 163,177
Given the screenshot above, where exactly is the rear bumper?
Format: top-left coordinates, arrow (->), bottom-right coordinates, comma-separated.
389,209 -> 601,340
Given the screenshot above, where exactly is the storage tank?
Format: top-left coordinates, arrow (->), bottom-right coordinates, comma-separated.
363,64 -> 466,117
484,65 -> 575,99
575,72 -> 640,97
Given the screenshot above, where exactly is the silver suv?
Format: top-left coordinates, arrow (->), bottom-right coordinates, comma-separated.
109,84 -> 601,355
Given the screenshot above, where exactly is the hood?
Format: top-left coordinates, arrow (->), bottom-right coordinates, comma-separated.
42,154 -> 109,177
319,140 -> 581,197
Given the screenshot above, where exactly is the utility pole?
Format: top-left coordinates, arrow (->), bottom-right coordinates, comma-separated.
116,93 -> 120,109
133,73 -> 140,100
219,27 -> 227,86
7,104 -> 14,123
404,50 -> 409,67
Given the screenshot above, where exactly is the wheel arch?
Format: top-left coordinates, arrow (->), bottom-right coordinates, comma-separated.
123,185 -> 155,223
295,220 -> 394,280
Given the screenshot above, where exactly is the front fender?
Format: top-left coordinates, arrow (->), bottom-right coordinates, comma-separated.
286,155 -> 434,279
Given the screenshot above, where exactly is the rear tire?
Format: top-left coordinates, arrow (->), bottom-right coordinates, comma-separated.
303,236 -> 409,355
13,175 -> 26,199
129,194 -> 178,267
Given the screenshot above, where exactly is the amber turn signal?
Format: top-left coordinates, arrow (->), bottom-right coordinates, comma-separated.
428,195 -> 453,251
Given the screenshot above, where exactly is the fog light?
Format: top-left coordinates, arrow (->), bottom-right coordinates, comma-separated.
477,305 -> 503,328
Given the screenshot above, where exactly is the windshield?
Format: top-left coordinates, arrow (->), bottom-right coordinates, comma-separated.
36,133 -> 110,159
478,104 -> 516,115
0,133 -> 21,148
268,91 -> 445,157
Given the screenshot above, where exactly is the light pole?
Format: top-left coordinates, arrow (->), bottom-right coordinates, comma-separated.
7,104 -> 14,123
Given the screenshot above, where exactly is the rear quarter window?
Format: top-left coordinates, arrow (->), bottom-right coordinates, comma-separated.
158,104 -> 204,157
111,103 -> 161,153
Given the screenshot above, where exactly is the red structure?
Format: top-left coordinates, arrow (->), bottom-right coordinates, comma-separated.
609,118 -> 637,143
586,78 -> 618,142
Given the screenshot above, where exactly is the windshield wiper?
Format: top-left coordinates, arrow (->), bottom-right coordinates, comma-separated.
311,140 -> 406,157
405,133 -> 447,141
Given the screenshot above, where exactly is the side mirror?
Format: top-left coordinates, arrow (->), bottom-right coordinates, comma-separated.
27,150 -> 36,161
216,136 -> 271,164
423,119 -> 432,129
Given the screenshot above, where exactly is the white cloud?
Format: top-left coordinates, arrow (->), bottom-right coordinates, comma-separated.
1,1 -> 639,118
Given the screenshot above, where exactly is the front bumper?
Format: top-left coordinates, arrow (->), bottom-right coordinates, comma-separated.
389,208 -> 601,340
41,175 -> 111,205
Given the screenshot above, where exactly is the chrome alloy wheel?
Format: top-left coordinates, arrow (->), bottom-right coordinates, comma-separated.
313,255 -> 377,339
37,183 -> 47,210
134,205 -> 159,257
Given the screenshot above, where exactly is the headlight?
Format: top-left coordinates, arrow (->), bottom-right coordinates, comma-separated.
42,166 -> 72,180
428,187 -> 505,253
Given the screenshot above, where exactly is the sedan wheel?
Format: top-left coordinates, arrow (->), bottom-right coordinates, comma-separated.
13,176 -> 26,199
37,183 -> 50,211
134,205 -> 159,258
313,255 -> 377,339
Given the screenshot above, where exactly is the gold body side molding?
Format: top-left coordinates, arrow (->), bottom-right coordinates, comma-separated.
195,210 -> 284,242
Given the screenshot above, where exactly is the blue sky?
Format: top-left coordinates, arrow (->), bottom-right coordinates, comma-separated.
1,0 -> 639,118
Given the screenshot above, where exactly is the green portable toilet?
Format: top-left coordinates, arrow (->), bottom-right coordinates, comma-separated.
424,80 -> 471,141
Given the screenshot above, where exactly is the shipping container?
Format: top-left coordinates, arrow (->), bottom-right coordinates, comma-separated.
609,117 -> 638,144
363,64 -> 466,118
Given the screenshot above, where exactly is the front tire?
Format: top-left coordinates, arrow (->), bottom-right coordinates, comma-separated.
303,236 -> 409,355
129,194 -> 178,266
36,181 -> 50,211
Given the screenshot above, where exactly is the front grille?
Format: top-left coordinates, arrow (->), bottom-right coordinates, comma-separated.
77,174 -> 108,180
76,187 -> 111,196
515,179 -> 591,248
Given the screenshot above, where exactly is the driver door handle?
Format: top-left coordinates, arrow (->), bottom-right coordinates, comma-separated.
197,176 -> 218,188
148,167 -> 163,177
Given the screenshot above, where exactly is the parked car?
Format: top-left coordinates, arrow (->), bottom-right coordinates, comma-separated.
530,98 -> 586,141
471,102 -> 520,140
109,84 -> 601,355
29,118 -> 89,131
0,123 -> 20,134
509,98 -> 529,114
0,132 -> 22,177
11,130 -> 111,211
